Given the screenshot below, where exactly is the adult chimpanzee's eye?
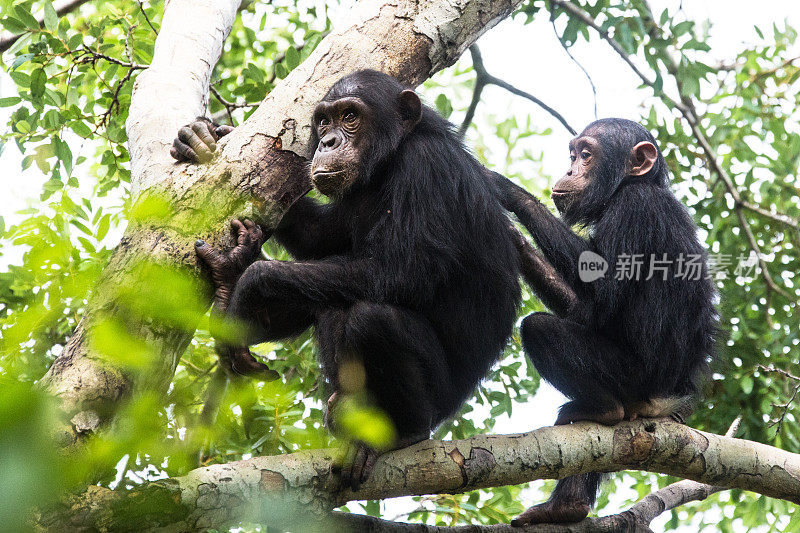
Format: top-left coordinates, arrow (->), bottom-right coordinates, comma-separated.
343,110 -> 358,122
319,117 -> 330,126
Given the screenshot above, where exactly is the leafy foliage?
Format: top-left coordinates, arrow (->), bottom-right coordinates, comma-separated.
0,0 -> 797,531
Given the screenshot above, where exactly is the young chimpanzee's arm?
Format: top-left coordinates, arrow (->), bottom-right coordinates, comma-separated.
487,170 -> 592,291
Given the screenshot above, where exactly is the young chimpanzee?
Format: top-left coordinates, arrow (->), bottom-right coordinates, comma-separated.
171,70 -> 521,490
489,118 -> 718,526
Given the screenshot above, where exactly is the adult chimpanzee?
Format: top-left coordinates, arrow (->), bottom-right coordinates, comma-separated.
171,70 -> 521,490
489,118 -> 718,526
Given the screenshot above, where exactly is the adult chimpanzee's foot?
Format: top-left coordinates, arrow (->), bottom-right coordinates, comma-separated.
220,345 -> 279,381
511,498 -> 591,526
335,440 -> 380,492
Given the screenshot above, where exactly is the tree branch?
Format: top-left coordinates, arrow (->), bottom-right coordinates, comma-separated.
459,45 -> 576,138
0,0 -> 93,53
39,418 -> 800,531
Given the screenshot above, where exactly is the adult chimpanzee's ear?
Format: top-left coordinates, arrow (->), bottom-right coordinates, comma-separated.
398,89 -> 422,132
629,141 -> 658,177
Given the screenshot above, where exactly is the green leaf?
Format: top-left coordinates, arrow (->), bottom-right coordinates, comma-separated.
43,2 -> 58,32
96,214 -> 110,240
0,215 -> 5,238
285,46 -> 300,70
0,97 -> 21,107
10,53 -> 34,71
16,120 -> 31,133
13,6 -> 40,31
30,68 -> 46,98
1,16 -> 27,34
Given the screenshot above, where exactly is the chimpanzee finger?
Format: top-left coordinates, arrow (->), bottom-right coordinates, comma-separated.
172,138 -> 199,163
242,219 -> 263,245
195,239 -> 224,269
230,219 -> 248,245
178,126 -> 212,163
215,125 -> 234,138
191,120 -> 218,152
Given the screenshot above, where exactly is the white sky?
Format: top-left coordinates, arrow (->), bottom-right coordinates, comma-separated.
0,1 -> 797,530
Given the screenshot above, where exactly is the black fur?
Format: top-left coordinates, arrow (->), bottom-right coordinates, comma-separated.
496,118 -> 718,523
226,70 -> 520,454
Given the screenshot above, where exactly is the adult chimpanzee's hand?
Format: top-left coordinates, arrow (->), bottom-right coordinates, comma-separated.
195,219 -> 264,313
170,116 -> 235,163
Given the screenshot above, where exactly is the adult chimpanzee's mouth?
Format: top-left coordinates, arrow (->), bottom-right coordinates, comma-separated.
311,170 -> 345,178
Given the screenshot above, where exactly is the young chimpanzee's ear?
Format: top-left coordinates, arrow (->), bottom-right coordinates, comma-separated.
398,89 -> 422,132
629,141 -> 658,177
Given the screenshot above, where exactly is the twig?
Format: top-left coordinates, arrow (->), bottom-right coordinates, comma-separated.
137,1 -> 158,35
758,364 -> 800,434
459,45 -> 576,138
549,3 -> 598,119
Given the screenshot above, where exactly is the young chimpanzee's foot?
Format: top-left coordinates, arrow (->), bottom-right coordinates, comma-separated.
554,399 -> 625,426
510,498 -> 591,526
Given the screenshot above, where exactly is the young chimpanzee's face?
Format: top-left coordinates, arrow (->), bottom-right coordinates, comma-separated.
551,134 -> 601,216
310,96 -> 373,196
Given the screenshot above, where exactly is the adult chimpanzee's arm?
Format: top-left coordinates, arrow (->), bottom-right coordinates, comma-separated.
487,171 -> 592,290
509,226 -> 578,318
272,197 -> 349,260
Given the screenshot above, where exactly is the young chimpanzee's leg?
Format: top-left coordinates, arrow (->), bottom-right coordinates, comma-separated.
323,301 -> 453,491
520,312 -> 627,425
514,312 -> 631,526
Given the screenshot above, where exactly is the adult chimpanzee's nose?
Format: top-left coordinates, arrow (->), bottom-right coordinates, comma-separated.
320,133 -> 341,151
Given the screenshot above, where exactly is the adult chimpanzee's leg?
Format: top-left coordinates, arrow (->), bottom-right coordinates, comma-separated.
329,301 -> 452,491
515,312 -> 631,526
220,259 -> 366,377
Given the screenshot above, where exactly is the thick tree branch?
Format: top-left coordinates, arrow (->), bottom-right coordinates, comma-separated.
40,0 -> 527,444
39,419 -> 800,531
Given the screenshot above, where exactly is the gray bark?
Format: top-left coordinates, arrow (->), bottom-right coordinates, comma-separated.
38,419 -> 800,531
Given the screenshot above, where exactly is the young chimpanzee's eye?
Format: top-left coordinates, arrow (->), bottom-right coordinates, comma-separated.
343,110 -> 358,122
581,150 -> 591,159
569,154 -> 577,163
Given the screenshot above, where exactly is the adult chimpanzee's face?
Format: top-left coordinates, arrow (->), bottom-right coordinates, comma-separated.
310,97 -> 372,196
552,135 -> 600,215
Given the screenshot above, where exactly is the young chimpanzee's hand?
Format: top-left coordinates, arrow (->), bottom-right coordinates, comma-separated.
170,116 -> 235,163
195,219 -> 264,313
